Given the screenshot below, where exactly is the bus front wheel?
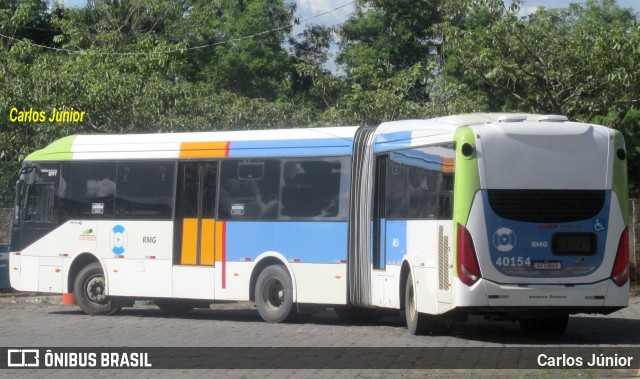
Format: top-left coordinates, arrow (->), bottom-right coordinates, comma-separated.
73,262 -> 120,316
255,265 -> 297,323
405,273 -> 434,335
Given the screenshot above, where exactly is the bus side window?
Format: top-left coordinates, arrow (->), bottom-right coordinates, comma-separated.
59,162 -> 116,222
280,159 -> 342,218
219,159 -> 280,220
115,161 -> 175,219
385,160 -> 407,219
386,145 -> 455,220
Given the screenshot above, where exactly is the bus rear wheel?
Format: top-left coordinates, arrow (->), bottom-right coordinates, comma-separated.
74,262 -> 120,316
405,273 -> 435,335
255,265 -> 297,323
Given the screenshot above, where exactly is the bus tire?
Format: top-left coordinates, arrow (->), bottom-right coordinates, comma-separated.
519,314 -> 569,334
255,265 -> 297,323
73,262 -> 120,316
155,299 -> 195,316
405,273 -> 434,335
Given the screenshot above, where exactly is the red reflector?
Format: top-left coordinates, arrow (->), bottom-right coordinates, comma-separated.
293,258 -> 301,263
15,252 -> 21,256
118,255 -> 125,259
243,258 -> 251,262
611,227 -> 629,286
457,223 -> 481,286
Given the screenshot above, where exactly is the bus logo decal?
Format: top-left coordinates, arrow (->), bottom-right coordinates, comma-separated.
109,225 -> 128,255
493,228 -> 516,252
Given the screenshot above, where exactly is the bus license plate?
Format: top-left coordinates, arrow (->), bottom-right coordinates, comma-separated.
533,261 -> 562,270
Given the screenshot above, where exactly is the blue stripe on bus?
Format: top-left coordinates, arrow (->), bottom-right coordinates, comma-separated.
374,131 -> 413,153
384,220 -> 407,266
389,150 -> 442,171
228,139 -> 353,157
225,221 -> 348,264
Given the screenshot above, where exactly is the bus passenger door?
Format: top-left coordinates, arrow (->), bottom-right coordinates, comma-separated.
371,155 -> 399,307
172,161 -> 218,299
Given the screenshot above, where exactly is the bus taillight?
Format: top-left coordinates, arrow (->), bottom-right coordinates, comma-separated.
611,227 -> 629,287
457,223 -> 481,286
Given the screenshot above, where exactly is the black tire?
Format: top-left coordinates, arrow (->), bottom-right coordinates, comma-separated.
155,299 -> 195,316
405,273 -> 434,335
255,265 -> 297,323
74,262 -> 120,316
520,315 -> 569,334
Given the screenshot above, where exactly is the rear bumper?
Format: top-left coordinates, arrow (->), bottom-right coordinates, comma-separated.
453,277 -> 629,313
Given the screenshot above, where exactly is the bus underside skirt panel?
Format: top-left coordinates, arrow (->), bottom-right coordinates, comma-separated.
347,127 -> 376,307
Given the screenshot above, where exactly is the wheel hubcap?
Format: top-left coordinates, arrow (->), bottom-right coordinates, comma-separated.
86,275 -> 108,304
264,278 -> 285,310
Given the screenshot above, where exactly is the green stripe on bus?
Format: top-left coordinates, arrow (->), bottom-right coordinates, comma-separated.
612,131 -> 629,224
25,135 -> 77,161
452,126 -> 481,278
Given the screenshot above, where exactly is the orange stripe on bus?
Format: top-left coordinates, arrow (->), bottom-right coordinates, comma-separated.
181,218 -> 198,265
441,157 -> 455,173
179,141 -> 230,158
200,219 -> 215,266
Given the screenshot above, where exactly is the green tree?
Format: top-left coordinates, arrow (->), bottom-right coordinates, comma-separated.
334,0 -> 445,125
443,0 -> 640,128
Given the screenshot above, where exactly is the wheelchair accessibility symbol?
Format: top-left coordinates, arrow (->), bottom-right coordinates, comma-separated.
109,224 -> 128,255
594,218 -> 605,232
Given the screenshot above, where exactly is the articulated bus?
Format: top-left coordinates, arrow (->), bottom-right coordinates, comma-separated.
9,113 -> 629,334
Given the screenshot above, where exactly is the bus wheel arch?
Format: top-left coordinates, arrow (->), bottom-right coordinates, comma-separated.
67,253 -> 101,295
250,255 -> 299,323
71,258 -> 120,316
249,254 -> 297,302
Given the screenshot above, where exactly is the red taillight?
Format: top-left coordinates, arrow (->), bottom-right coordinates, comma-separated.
457,223 -> 481,286
611,227 -> 629,286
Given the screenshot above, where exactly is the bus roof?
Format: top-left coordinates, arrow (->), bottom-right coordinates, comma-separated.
25,113 -> 602,161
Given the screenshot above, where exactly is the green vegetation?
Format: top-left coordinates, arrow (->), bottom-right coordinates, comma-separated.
1,0 -> 639,206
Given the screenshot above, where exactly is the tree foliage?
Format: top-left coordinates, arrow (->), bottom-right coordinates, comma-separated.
443,0 -> 640,128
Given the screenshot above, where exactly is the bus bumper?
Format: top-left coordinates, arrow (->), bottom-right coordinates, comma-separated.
8,252 -> 21,290
453,277 -> 629,312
